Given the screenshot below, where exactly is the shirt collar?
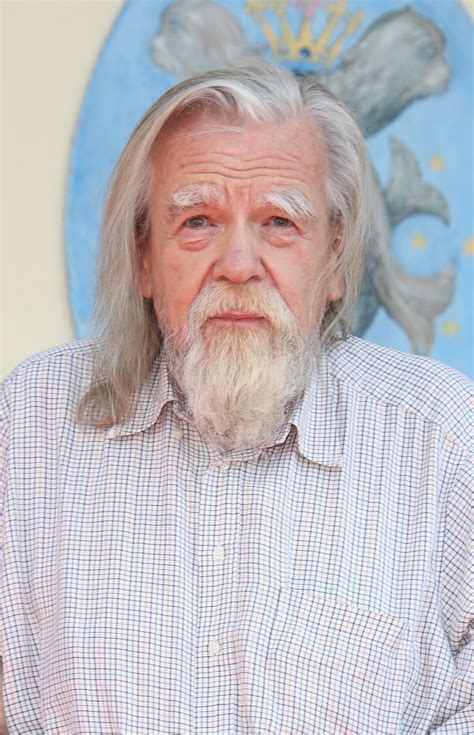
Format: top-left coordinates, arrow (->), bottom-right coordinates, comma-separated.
287,346 -> 344,467
106,355 -> 177,439
106,348 -> 344,467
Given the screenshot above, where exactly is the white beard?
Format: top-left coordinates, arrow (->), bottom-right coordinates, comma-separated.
162,283 -> 320,452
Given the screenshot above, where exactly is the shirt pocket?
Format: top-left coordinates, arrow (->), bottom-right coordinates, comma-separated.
264,587 -> 408,735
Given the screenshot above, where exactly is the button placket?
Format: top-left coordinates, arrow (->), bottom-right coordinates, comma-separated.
196,453 -> 241,732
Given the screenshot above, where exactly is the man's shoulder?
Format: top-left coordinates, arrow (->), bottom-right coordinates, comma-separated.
329,336 -> 472,445
1,339 -> 98,412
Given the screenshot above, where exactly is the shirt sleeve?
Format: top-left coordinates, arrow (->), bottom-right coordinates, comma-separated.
428,448 -> 474,733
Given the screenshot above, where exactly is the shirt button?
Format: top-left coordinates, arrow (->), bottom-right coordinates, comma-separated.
260,450 -> 271,461
172,427 -> 183,440
208,639 -> 221,656
219,460 -> 231,471
212,546 -> 225,562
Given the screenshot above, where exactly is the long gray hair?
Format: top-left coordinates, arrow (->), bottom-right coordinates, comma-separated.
78,63 -> 371,427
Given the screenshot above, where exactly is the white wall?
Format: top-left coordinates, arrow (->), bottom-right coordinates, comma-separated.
1,0 -> 122,378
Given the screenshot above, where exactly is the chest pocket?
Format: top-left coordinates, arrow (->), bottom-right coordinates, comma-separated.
264,588 -> 408,735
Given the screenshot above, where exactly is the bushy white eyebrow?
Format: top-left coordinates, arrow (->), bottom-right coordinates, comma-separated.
168,184 -> 225,217
256,189 -> 319,223
167,184 -> 318,224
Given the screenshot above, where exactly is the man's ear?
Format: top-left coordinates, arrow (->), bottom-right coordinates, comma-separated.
139,248 -> 153,299
327,215 -> 345,303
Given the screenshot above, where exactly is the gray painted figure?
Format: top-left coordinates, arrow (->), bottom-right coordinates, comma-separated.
150,0 -> 261,78
318,8 -> 451,137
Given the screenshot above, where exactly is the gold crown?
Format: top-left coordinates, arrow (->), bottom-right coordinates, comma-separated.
246,0 -> 364,66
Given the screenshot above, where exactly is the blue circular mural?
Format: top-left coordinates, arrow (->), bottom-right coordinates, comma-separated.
67,0 -> 474,376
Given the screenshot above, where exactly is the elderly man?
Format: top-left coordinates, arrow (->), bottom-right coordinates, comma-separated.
0,64 -> 472,734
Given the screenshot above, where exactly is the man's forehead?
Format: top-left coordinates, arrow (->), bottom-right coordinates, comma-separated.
151,112 -> 328,217
153,110 -> 324,160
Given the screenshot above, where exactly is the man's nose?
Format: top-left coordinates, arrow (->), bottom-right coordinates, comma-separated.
211,225 -> 266,284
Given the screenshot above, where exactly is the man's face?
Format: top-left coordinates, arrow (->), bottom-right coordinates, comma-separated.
140,112 -> 344,342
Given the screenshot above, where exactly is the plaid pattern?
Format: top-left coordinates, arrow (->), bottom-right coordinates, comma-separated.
0,336 -> 472,734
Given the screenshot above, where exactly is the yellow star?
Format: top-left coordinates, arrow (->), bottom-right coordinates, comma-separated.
441,320 -> 460,337
411,232 -> 428,250
430,154 -> 445,171
464,236 -> 474,255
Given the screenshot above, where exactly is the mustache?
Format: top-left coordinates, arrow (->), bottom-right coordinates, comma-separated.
187,282 -> 298,333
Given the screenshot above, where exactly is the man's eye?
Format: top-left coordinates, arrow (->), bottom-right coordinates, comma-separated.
184,215 -> 209,229
269,216 -> 293,228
